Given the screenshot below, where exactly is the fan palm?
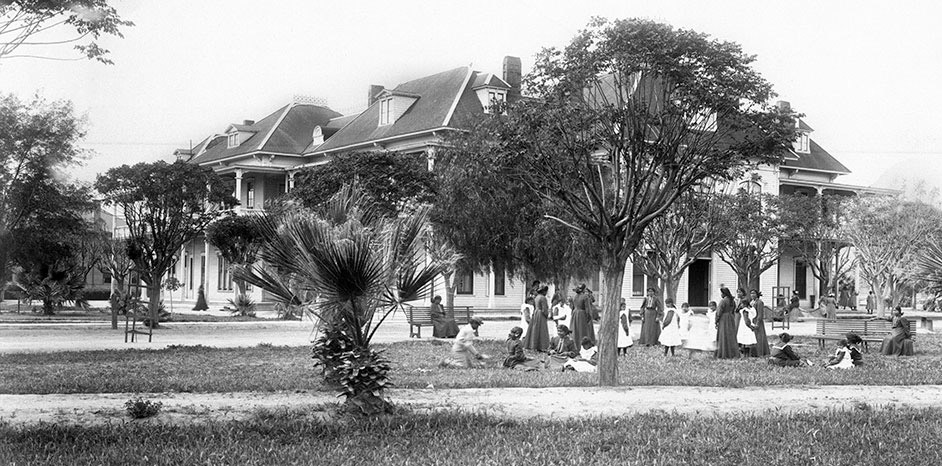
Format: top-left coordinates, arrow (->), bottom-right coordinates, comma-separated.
916,240 -> 942,295
233,185 -> 445,413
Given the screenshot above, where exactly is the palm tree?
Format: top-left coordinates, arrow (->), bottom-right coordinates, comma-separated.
915,240 -> 942,307
233,185 -> 445,414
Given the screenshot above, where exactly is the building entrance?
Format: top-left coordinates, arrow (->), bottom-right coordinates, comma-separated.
687,259 -> 711,307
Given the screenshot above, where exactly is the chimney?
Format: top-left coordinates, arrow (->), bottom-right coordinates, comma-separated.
776,100 -> 791,112
503,56 -> 521,101
368,84 -> 385,106
243,120 -> 255,126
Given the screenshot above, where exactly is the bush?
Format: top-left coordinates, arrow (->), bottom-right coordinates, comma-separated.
82,289 -> 113,301
226,294 -> 256,317
125,397 -> 162,419
312,325 -> 393,415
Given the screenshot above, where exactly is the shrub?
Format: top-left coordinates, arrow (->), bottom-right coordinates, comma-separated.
226,294 -> 256,317
125,397 -> 162,419
312,325 -> 393,415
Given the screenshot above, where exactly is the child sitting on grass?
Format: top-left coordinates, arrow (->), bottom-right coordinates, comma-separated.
563,337 -> 598,372
768,332 -> 812,367
825,333 -> 863,369
503,326 -> 540,371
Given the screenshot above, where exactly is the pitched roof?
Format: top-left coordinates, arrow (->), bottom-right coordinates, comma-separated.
309,66 -> 477,154
783,139 -> 851,174
189,103 -> 341,165
798,119 -> 814,132
471,73 -> 510,89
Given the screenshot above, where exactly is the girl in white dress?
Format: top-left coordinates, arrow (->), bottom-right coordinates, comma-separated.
684,304 -> 717,358
659,298 -> 682,356
678,302 -> 692,346
519,297 -> 534,337
551,294 -> 571,333
737,299 -> 758,357
617,301 -> 634,354
564,337 -> 598,372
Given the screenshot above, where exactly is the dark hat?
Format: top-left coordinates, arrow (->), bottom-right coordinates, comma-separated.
557,324 -> 571,334
469,317 -> 484,325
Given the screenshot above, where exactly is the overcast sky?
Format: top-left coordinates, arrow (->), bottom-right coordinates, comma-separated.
3,0 -> 941,190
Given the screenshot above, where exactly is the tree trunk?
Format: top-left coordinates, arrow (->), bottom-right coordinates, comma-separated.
147,281 -> 161,328
663,275 -> 679,305
42,298 -> 55,315
598,250 -> 628,387
443,272 -> 456,316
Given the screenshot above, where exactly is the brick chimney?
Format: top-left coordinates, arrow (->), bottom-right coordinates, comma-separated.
776,100 -> 791,112
503,56 -> 521,101
368,84 -> 385,106
243,120 -> 255,126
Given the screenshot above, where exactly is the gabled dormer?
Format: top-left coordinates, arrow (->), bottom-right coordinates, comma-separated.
373,89 -> 420,127
793,118 -> 813,154
224,120 -> 259,149
471,73 -> 511,113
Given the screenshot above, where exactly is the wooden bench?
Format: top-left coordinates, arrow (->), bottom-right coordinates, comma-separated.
813,319 -> 916,352
405,306 -> 472,338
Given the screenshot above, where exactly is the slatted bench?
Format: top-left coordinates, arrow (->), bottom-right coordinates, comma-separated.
405,306 -> 472,338
813,319 -> 916,352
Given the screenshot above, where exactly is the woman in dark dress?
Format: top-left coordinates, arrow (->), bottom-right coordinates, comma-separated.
430,295 -> 459,338
715,286 -> 739,359
878,307 -> 914,356
750,289 -> 770,357
570,284 -> 596,346
524,285 -> 551,351
639,287 -> 663,346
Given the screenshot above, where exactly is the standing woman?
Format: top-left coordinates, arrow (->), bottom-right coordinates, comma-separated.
750,289 -> 770,356
639,287 -> 663,346
866,291 -> 876,315
519,297 -> 534,338
823,292 -> 838,320
715,286 -> 739,359
524,285 -> 551,352
570,284 -> 596,345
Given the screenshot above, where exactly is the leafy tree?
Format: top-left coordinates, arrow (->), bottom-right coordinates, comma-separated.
713,191 -> 789,293
205,214 -> 262,303
631,191 -> 723,303
93,236 -> 132,328
288,151 -> 436,217
95,160 -> 237,327
233,185 -> 446,414
844,194 -> 942,316
779,193 -> 854,299
0,93 -> 87,279
0,0 -> 133,63
448,18 -> 796,385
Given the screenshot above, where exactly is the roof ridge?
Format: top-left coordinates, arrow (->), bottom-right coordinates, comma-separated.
442,67 -> 474,127
256,103 -> 295,151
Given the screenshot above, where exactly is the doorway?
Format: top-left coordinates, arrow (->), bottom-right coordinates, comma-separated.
687,259 -> 711,307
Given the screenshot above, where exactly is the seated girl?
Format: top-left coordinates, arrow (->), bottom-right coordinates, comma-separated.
825,333 -> 864,369
545,324 -> 578,370
768,333 -> 812,367
563,337 -> 598,373
503,326 -> 541,371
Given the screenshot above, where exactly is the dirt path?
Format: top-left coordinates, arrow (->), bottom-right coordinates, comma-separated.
2,385 -> 940,426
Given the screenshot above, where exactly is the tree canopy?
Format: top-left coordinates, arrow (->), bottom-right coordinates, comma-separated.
0,0 -> 133,63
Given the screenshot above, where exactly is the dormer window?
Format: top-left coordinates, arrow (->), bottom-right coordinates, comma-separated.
379,98 -> 393,126
795,133 -> 810,153
312,126 -> 324,145
484,91 -> 506,114
227,132 -> 239,148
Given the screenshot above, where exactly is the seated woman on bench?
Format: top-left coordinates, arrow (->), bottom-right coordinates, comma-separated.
430,295 -> 459,338
768,333 -> 812,367
877,306 -> 914,357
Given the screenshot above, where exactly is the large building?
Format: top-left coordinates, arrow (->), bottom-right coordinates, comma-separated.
166,58 -> 890,312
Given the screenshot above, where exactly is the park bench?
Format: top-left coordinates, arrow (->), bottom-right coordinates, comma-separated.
813,319 -> 916,352
406,306 -> 472,338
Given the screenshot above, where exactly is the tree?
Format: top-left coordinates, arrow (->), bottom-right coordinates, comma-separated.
448,18 -> 796,385
631,190 -> 723,303
288,151 -> 436,218
714,191 -> 789,292
233,185 -> 446,414
95,160 -> 237,327
0,0 -> 132,63
205,214 -> 262,304
844,194 -> 942,317
779,193 -> 854,299
0,93 -> 87,279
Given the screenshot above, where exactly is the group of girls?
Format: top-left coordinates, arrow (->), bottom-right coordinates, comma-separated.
769,331 -> 864,368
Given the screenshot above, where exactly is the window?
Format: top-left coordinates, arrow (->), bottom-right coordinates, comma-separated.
200,255 -> 206,290
227,132 -> 239,148
493,265 -> 505,296
246,181 -> 255,209
379,98 -> 392,126
217,256 -> 233,291
739,180 -> 762,194
188,256 -> 194,289
103,271 -> 112,284
631,264 -> 645,297
795,133 -> 810,153
456,270 -> 474,295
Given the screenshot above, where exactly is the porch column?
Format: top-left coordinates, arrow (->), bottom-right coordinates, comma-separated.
487,265 -> 495,309
109,202 -> 118,296
426,146 -> 437,171
284,173 -> 290,193
288,171 -> 296,191
234,169 -> 243,212
203,238 -> 210,295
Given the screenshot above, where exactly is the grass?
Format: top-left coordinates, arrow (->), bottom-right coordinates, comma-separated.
2,335 -> 942,394
1,407 -> 940,465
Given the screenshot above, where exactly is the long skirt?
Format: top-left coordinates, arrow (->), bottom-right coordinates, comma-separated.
570,309 -> 596,346
715,313 -> 739,359
639,309 -> 661,346
432,316 -> 459,338
751,321 -> 770,357
880,332 -> 914,356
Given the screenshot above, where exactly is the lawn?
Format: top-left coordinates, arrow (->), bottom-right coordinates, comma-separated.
0,305 -> 261,323
0,407 -> 939,465
2,335 -> 942,394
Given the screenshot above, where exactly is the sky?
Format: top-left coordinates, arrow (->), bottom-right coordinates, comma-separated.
3,0 -> 941,192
